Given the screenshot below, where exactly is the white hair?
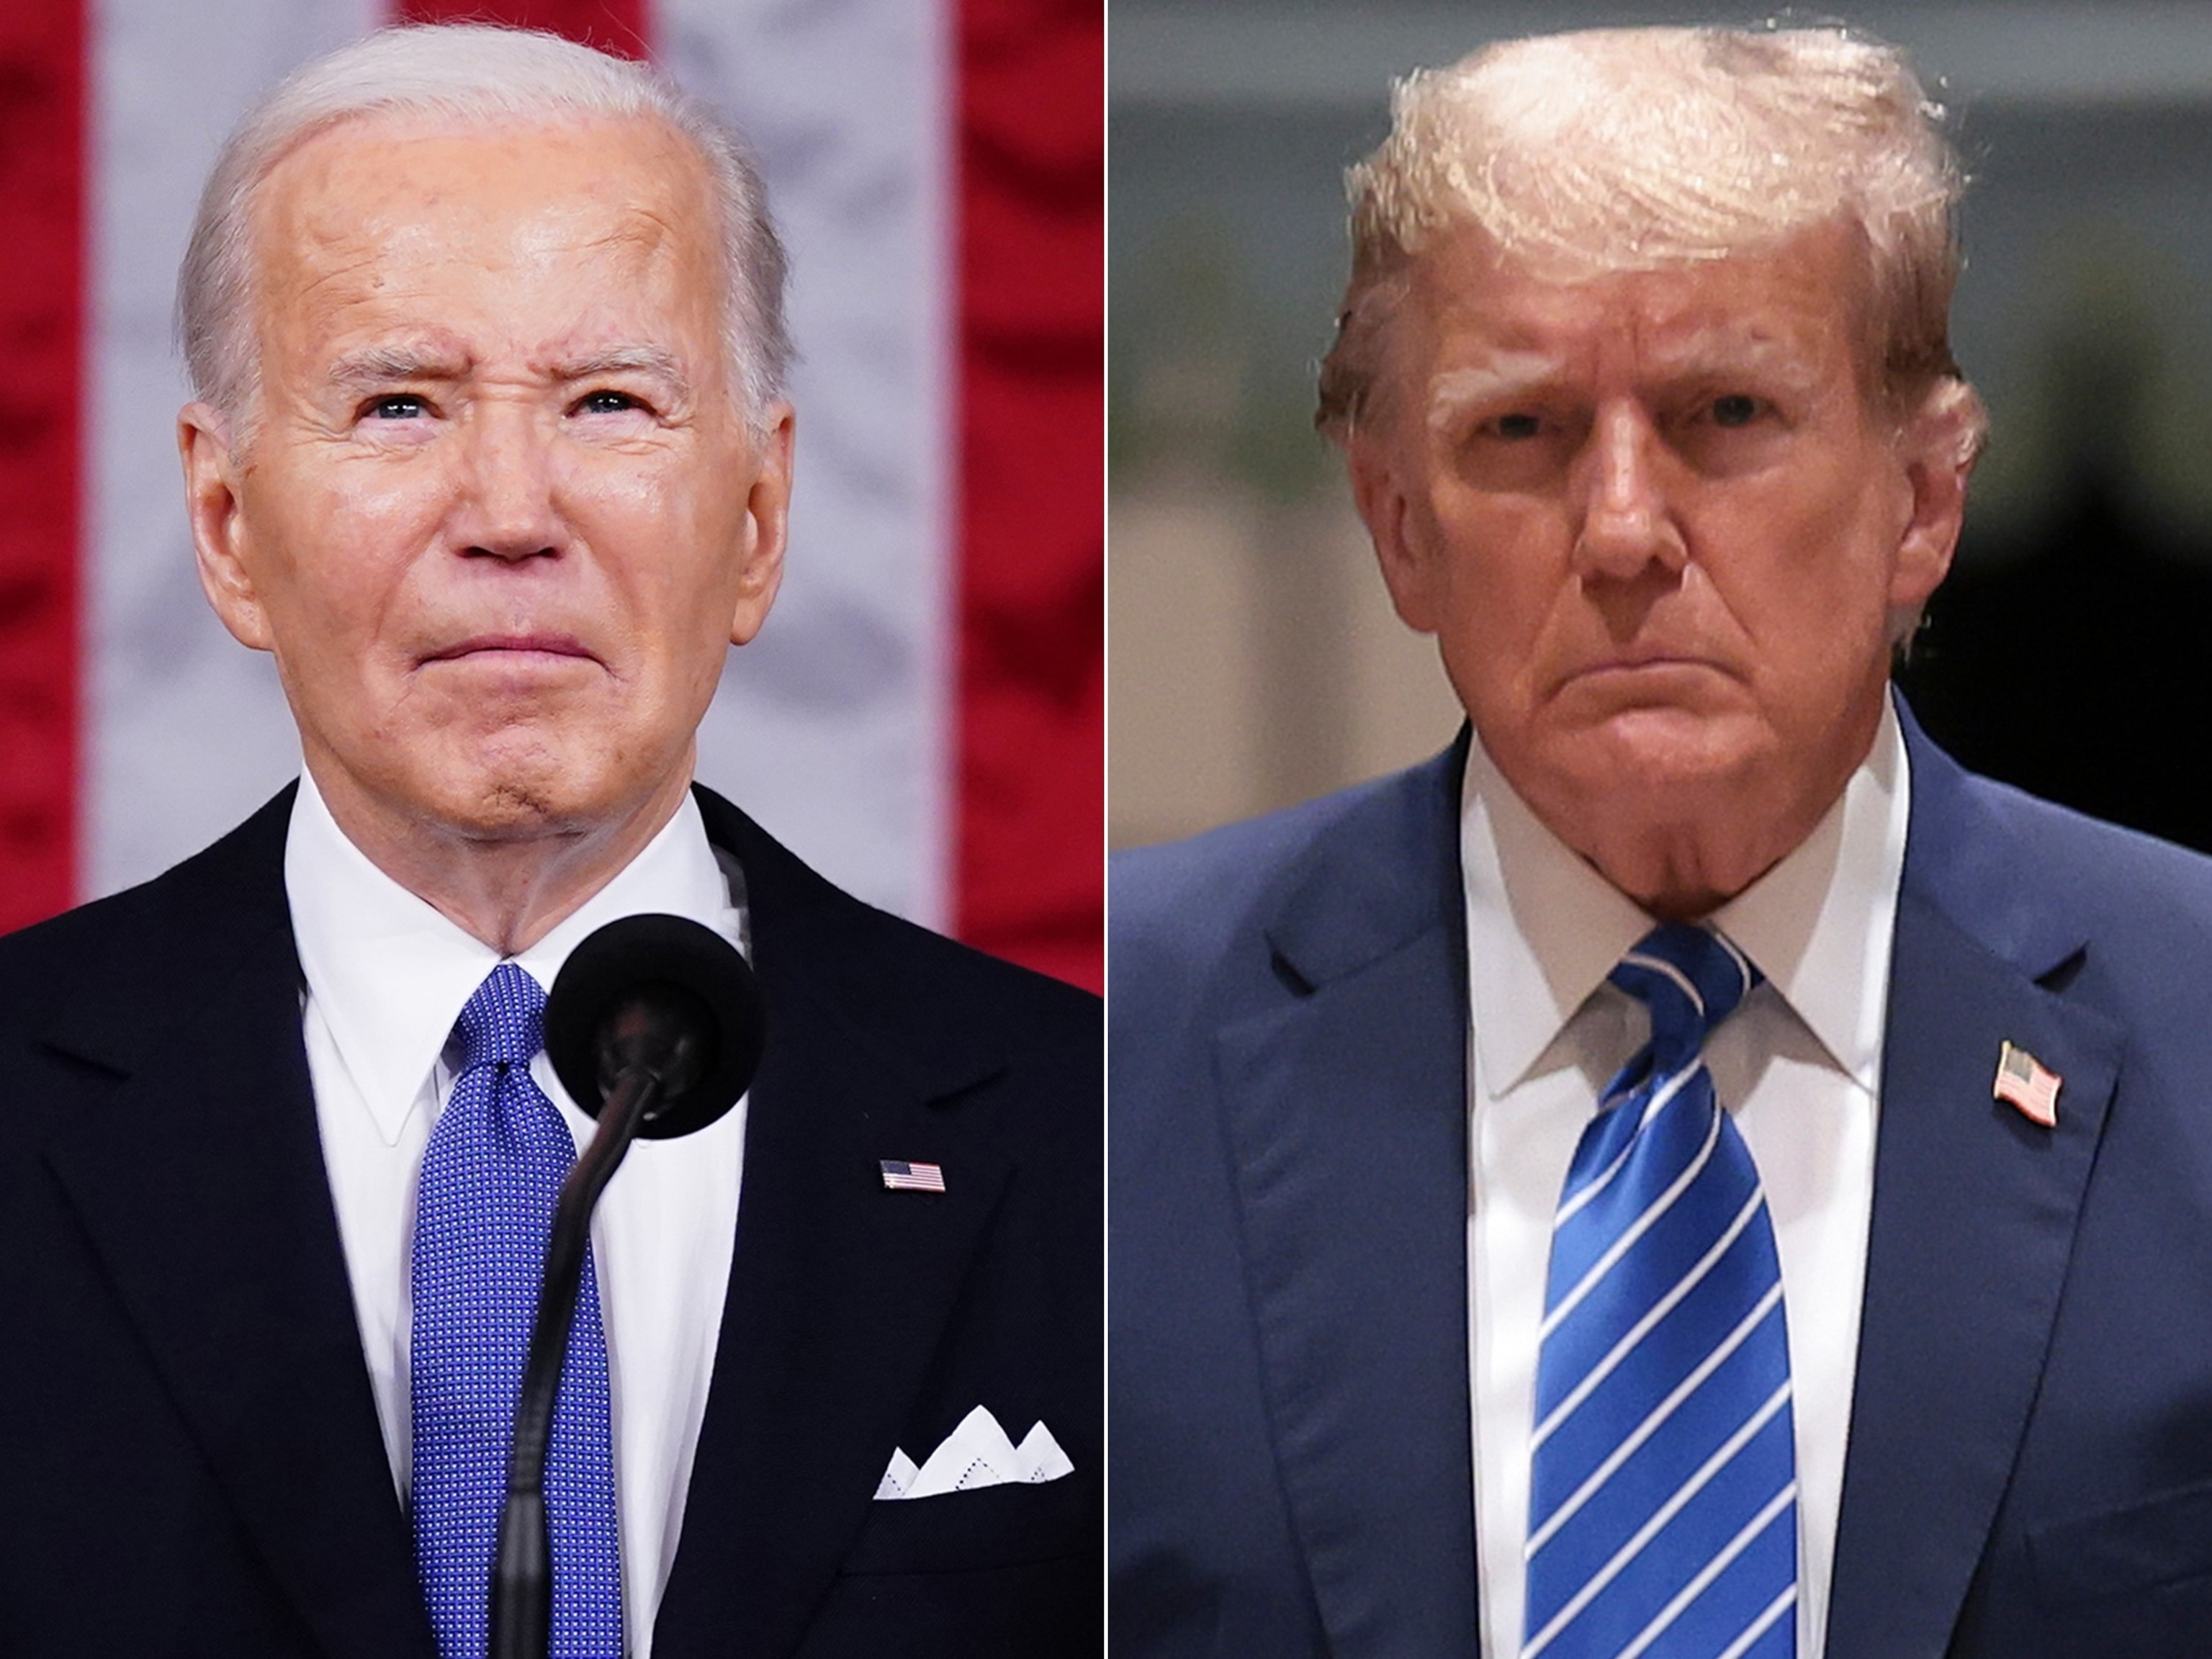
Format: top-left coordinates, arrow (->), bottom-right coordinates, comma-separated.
1318,24 -> 1983,456
177,23 -> 790,428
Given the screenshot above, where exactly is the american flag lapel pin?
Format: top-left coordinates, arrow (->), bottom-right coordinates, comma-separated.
1993,1040 -> 2061,1128
880,1159 -> 947,1193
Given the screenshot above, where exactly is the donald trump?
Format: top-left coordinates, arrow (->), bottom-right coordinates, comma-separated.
1115,24 -> 2212,1659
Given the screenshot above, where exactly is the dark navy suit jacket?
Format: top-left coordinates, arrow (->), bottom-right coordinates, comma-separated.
1111,706 -> 2212,1658
0,783 -> 1100,1658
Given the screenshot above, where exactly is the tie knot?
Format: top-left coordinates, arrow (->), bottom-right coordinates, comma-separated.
1609,922 -> 1760,1070
452,962 -> 548,1073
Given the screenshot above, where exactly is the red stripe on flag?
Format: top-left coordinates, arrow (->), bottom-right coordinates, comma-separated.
954,0 -> 1102,992
392,0 -> 649,58
0,0 -> 84,932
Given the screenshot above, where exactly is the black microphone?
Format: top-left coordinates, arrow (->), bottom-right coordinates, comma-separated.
488,913 -> 765,1659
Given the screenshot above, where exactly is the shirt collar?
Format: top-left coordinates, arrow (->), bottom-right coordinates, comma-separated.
284,769 -> 741,1146
1462,698 -> 1910,1098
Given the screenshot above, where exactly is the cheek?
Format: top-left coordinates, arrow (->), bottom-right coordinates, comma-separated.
566,448 -> 685,521
1710,459 -> 1899,596
562,454 -> 747,645
1707,486 -> 1906,710
242,467 -> 419,644
1799,490 -> 1912,627
1426,493 -> 1571,646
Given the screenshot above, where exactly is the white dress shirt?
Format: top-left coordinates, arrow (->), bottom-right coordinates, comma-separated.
1462,702 -> 1909,1659
287,770 -> 747,1659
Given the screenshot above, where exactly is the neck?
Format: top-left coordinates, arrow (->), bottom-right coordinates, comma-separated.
1516,703 -> 1885,923
307,765 -> 693,957
1563,761 -> 1848,922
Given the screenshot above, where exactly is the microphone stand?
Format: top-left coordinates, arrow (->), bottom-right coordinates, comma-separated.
481,912 -> 763,1659
487,1061 -> 662,1659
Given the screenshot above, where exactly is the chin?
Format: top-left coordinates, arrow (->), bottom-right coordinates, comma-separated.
410,750 -> 620,842
1566,706 -> 1774,796
1484,706 -> 1768,861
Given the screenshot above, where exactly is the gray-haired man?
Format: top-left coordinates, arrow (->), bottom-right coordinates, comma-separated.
0,25 -> 1098,1658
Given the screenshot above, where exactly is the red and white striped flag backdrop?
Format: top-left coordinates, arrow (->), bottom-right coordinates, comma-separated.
0,0 -> 1101,989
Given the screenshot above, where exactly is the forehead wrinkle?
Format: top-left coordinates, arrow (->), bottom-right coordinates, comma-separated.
517,209 -> 672,273
261,221 -> 398,337
597,203 -> 678,252
251,120 -> 737,428
507,174 -> 697,266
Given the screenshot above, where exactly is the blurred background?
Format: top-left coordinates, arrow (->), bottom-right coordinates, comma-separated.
1110,1 -> 2212,855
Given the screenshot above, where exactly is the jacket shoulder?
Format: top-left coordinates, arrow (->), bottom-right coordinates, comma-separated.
0,788 -> 296,1030
691,785 -> 1097,1060
1966,766 -> 2212,892
1912,742 -> 2212,964
1110,744 -> 1462,1010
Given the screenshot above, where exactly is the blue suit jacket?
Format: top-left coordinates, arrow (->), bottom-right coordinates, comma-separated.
1110,707 -> 2212,1658
0,784 -> 1100,1658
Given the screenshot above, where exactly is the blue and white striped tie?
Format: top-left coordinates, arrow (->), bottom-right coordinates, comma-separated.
1522,923 -> 1797,1659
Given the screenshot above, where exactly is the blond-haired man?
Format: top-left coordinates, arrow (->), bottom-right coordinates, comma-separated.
1114,27 -> 2212,1659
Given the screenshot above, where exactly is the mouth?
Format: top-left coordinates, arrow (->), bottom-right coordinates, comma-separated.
420,633 -> 599,667
1570,648 -> 1723,675
1554,652 -> 1741,703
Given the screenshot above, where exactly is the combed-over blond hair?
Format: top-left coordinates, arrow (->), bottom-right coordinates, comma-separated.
1316,25 -> 1983,451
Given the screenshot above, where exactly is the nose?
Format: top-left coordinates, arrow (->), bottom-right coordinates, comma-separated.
1570,403 -> 1687,581
453,401 -> 561,561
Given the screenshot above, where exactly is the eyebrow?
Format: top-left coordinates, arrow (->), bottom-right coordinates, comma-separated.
325,343 -> 470,391
549,345 -> 691,396
1427,353 -> 1568,434
323,342 -> 693,398
1424,329 -> 1826,433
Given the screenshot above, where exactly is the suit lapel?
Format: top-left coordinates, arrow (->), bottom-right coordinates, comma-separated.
1827,714 -> 2123,1659
35,792 -> 434,1659
1214,744 -> 1483,1659
653,793 -> 1010,1659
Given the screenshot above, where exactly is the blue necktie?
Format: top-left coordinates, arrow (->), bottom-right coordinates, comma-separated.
412,963 -> 623,1659
1522,923 -> 1797,1659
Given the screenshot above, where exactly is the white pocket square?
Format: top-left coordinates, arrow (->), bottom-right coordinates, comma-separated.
873,1405 -> 1074,1499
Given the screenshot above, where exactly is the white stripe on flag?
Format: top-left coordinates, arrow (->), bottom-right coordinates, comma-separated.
89,0 -> 378,899
663,0 -> 953,928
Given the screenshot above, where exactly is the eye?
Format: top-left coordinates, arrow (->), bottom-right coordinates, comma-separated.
1709,393 -> 1763,428
363,393 -> 429,421
574,389 -> 647,416
1486,411 -> 1545,441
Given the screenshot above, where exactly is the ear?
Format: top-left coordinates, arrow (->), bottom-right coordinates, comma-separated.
179,402 -> 275,652
1346,429 -> 1441,634
729,401 -> 793,647
1887,382 -> 1979,620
